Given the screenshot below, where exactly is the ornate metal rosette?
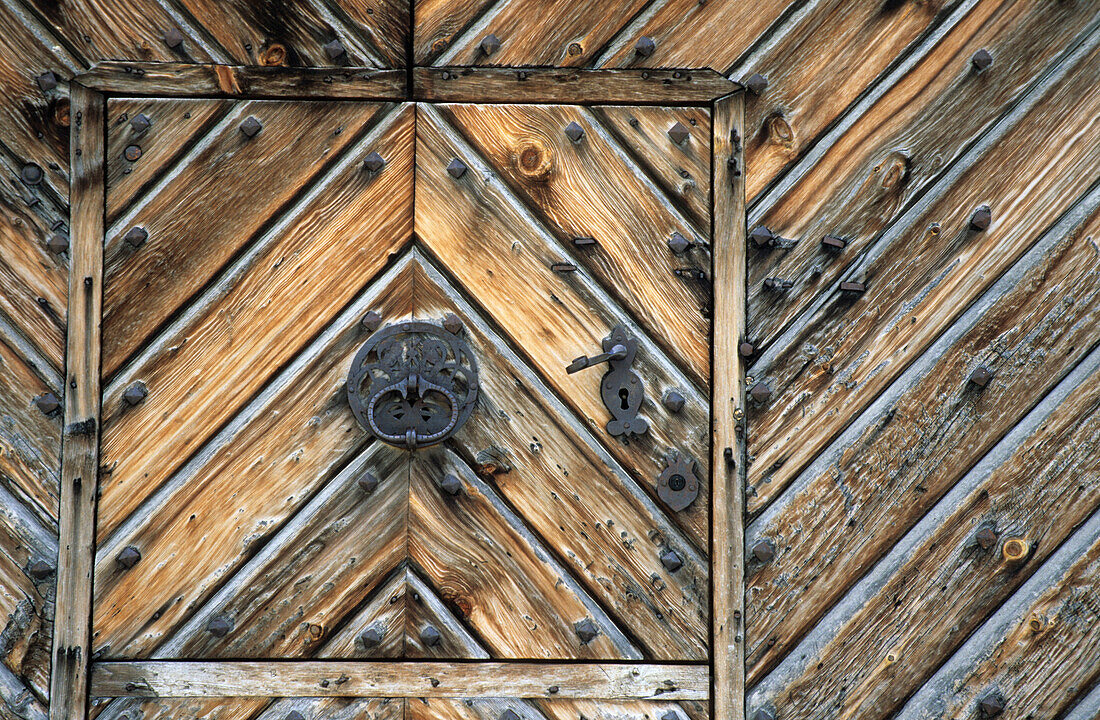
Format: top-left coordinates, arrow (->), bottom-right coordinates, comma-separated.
347,320 -> 479,449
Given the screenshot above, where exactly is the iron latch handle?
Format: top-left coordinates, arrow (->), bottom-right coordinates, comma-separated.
566,344 -> 628,374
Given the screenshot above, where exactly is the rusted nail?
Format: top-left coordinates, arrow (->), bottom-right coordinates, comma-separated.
123,381 -> 148,406
286,711 -> 305,720
822,234 -> 847,251
662,712 -> 679,720
749,381 -> 772,403
28,560 -> 53,580
674,268 -> 707,282
662,389 -> 686,413
969,365 -> 993,388
130,113 -> 151,133
123,144 -> 142,162
635,36 -> 656,57
750,225 -> 794,249
1002,537 -> 1028,564
974,523 -> 998,551
547,686 -> 559,694
239,116 -> 263,138
564,121 -> 585,143
420,625 -> 442,646
357,473 -> 379,494
324,38 -> 347,60
573,236 -> 597,247
34,392 -> 60,415
123,226 -> 148,248
751,539 -> 775,563
574,618 -> 599,644
668,231 -> 693,254
480,33 -> 501,55
517,70 -> 528,80
978,689 -> 1005,717
752,707 -> 776,720
739,341 -> 755,357
724,447 -> 734,468
552,262 -> 577,273
762,277 -> 793,291
727,156 -> 742,177
116,545 -> 141,569
360,624 -> 384,647
442,313 -> 463,334
660,548 -> 683,572
206,615 -> 233,637
163,27 -> 185,49
363,152 -> 386,173
668,121 -> 690,145
36,71 -> 58,92
47,232 -> 69,253
501,711 -> 520,720
839,280 -> 865,294
361,310 -> 382,332
744,73 -> 768,95
21,163 -> 43,186
971,49 -> 993,72
447,158 -> 468,179
440,473 -> 462,496
970,205 -> 992,231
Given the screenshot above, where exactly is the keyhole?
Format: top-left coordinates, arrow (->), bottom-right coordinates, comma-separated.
669,474 -> 686,491
619,388 -> 630,410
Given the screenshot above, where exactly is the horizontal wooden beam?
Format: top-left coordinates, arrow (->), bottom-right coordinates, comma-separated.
414,67 -> 742,105
74,62 -> 407,99
90,661 -> 709,699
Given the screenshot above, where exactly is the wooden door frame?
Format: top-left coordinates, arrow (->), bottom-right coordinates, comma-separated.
54,64 -> 746,720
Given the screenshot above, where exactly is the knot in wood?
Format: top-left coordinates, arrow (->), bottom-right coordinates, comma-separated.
766,113 -> 794,147
1001,537 -> 1029,564
513,139 -> 553,182
260,43 -> 287,66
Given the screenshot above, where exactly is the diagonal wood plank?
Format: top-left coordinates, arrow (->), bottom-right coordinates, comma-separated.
403,568 -> 490,659
98,103 -> 413,541
414,0 -> 495,64
316,564 -> 408,659
415,103 -> 711,551
91,256 -> 415,659
102,99 -> 390,377
327,0 -> 410,68
439,103 -> 710,388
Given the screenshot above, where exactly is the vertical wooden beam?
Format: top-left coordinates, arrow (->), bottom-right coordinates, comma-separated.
711,91 -> 746,720
50,82 -> 104,720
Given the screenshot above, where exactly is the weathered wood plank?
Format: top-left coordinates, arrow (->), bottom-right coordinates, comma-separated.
105,98 -> 232,224
746,193 -> 1100,695
746,0 -> 1100,352
90,661 -> 711,699
402,569 -> 490,660
414,0 -> 495,65
0,540 -> 50,696
0,662 -> 47,720
415,256 -> 705,660
98,104 -> 411,540
330,0 -> 409,68
91,258 -> 414,658
711,92 -> 746,720
746,27 -> 1100,515
314,565 -> 407,659
534,699 -> 707,720
416,103 -> 711,552
49,82 -> 103,720
75,63 -> 406,98
89,697 -> 270,720
414,68 -> 740,105
593,106 -> 711,231
440,103 -> 710,387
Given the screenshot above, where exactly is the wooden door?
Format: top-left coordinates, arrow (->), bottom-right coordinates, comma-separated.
66,78 -> 744,720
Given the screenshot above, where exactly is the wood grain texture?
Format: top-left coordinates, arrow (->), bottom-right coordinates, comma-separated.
105,98 -> 231,224
415,103 -> 711,551
593,106 -> 711,231
0,535 -> 51,697
414,0 -> 495,64
711,92 -> 745,720
98,103 -> 411,539
90,661 -> 710,699
415,253 -> 707,660
747,195 -> 1100,694
414,68 -> 740,105
401,568 -> 490,660
440,103 -> 710,386
534,698 -> 708,720
49,82 -> 103,720
746,28 -> 1100,516
313,565 -> 408,659
746,0 -> 1100,352
331,0 -> 410,68
89,696 -> 394,720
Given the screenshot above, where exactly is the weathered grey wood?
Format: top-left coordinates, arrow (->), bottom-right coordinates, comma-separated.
711,92 -> 746,720
49,82 -> 103,720
75,63 -> 407,98
90,661 -> 710,699
415,68 -> 740,105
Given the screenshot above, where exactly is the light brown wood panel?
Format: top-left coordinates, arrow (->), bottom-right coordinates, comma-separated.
105,98 -> 232,223
747,0 -> 1099,350
91,258 -> 415,658
428,0 -> 650,67
534,698 -> 708,720
88,697 -> 270,720
747,201 -> 1100,690
332,0 -> 409,67
415,256 -> 706,660
440,103 -> 709,387
410,447 -> 631,659
101,99 -> 389,377
415,104 -> 711,551
98,103 -> 412,540
414,0 -> 495,64
747,32 -> 1100,515
403,569 -> 491,659
593,106 -> 711,232
315,566 -> 407,658
739,0 -> 970,202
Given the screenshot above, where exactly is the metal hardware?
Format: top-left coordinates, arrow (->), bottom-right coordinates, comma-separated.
978,689 -> 1005,717
287,711 -> 305,720
668,121 -> 690,145
130,113 -> 151,133
123,381 -> 148,406
442,313 -> 463,334
123,144 -> 142,162
739,341 -> 755,357
566,325 -> 648,437
347,320 -> 479,450
36,71 -> 57,92
752,706 -> 776,720
751,539 -> 775,563
357,472 -> 379,494
21,163 -> 43,186
573,236 -> 597,247
206,615 -> 233,637
564,121 -> 585,143
361,310 -> 382,332
822,234 -> 847,251
27,560 -> 53,580
974,522 -> 998,550
839,280 -> 865,294
763,277 -> 793,291
240,116 -> 263,138
324,38 -> 347,60
749,381 -> 772,403
635,36 -> 656,57
969,365 -> 992,387
501,711 -> 520,720
574,618 -> 599,644
751,225 -> 795,249
163,27 -> 185,49
441,473 -> 462,496
116,546 -> 141,569
668,231 -> 692,253
552,262 -> 577,273
47,231 -> 68,254
360,624 -> 384,647
123,226 -> 148,248
727,156 -> 742,178
972,49 -> 993,72
662,389 -> 685,413
657,452 -> 700,511
481,34 -> 501,55
744,73 -> 768,95
363,152 -> 385,173
660,548 -> 683,572
420,625 -> 442,646
447,158 -> 467,178
970,205 -> 992,231
34,392 -> 60,415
